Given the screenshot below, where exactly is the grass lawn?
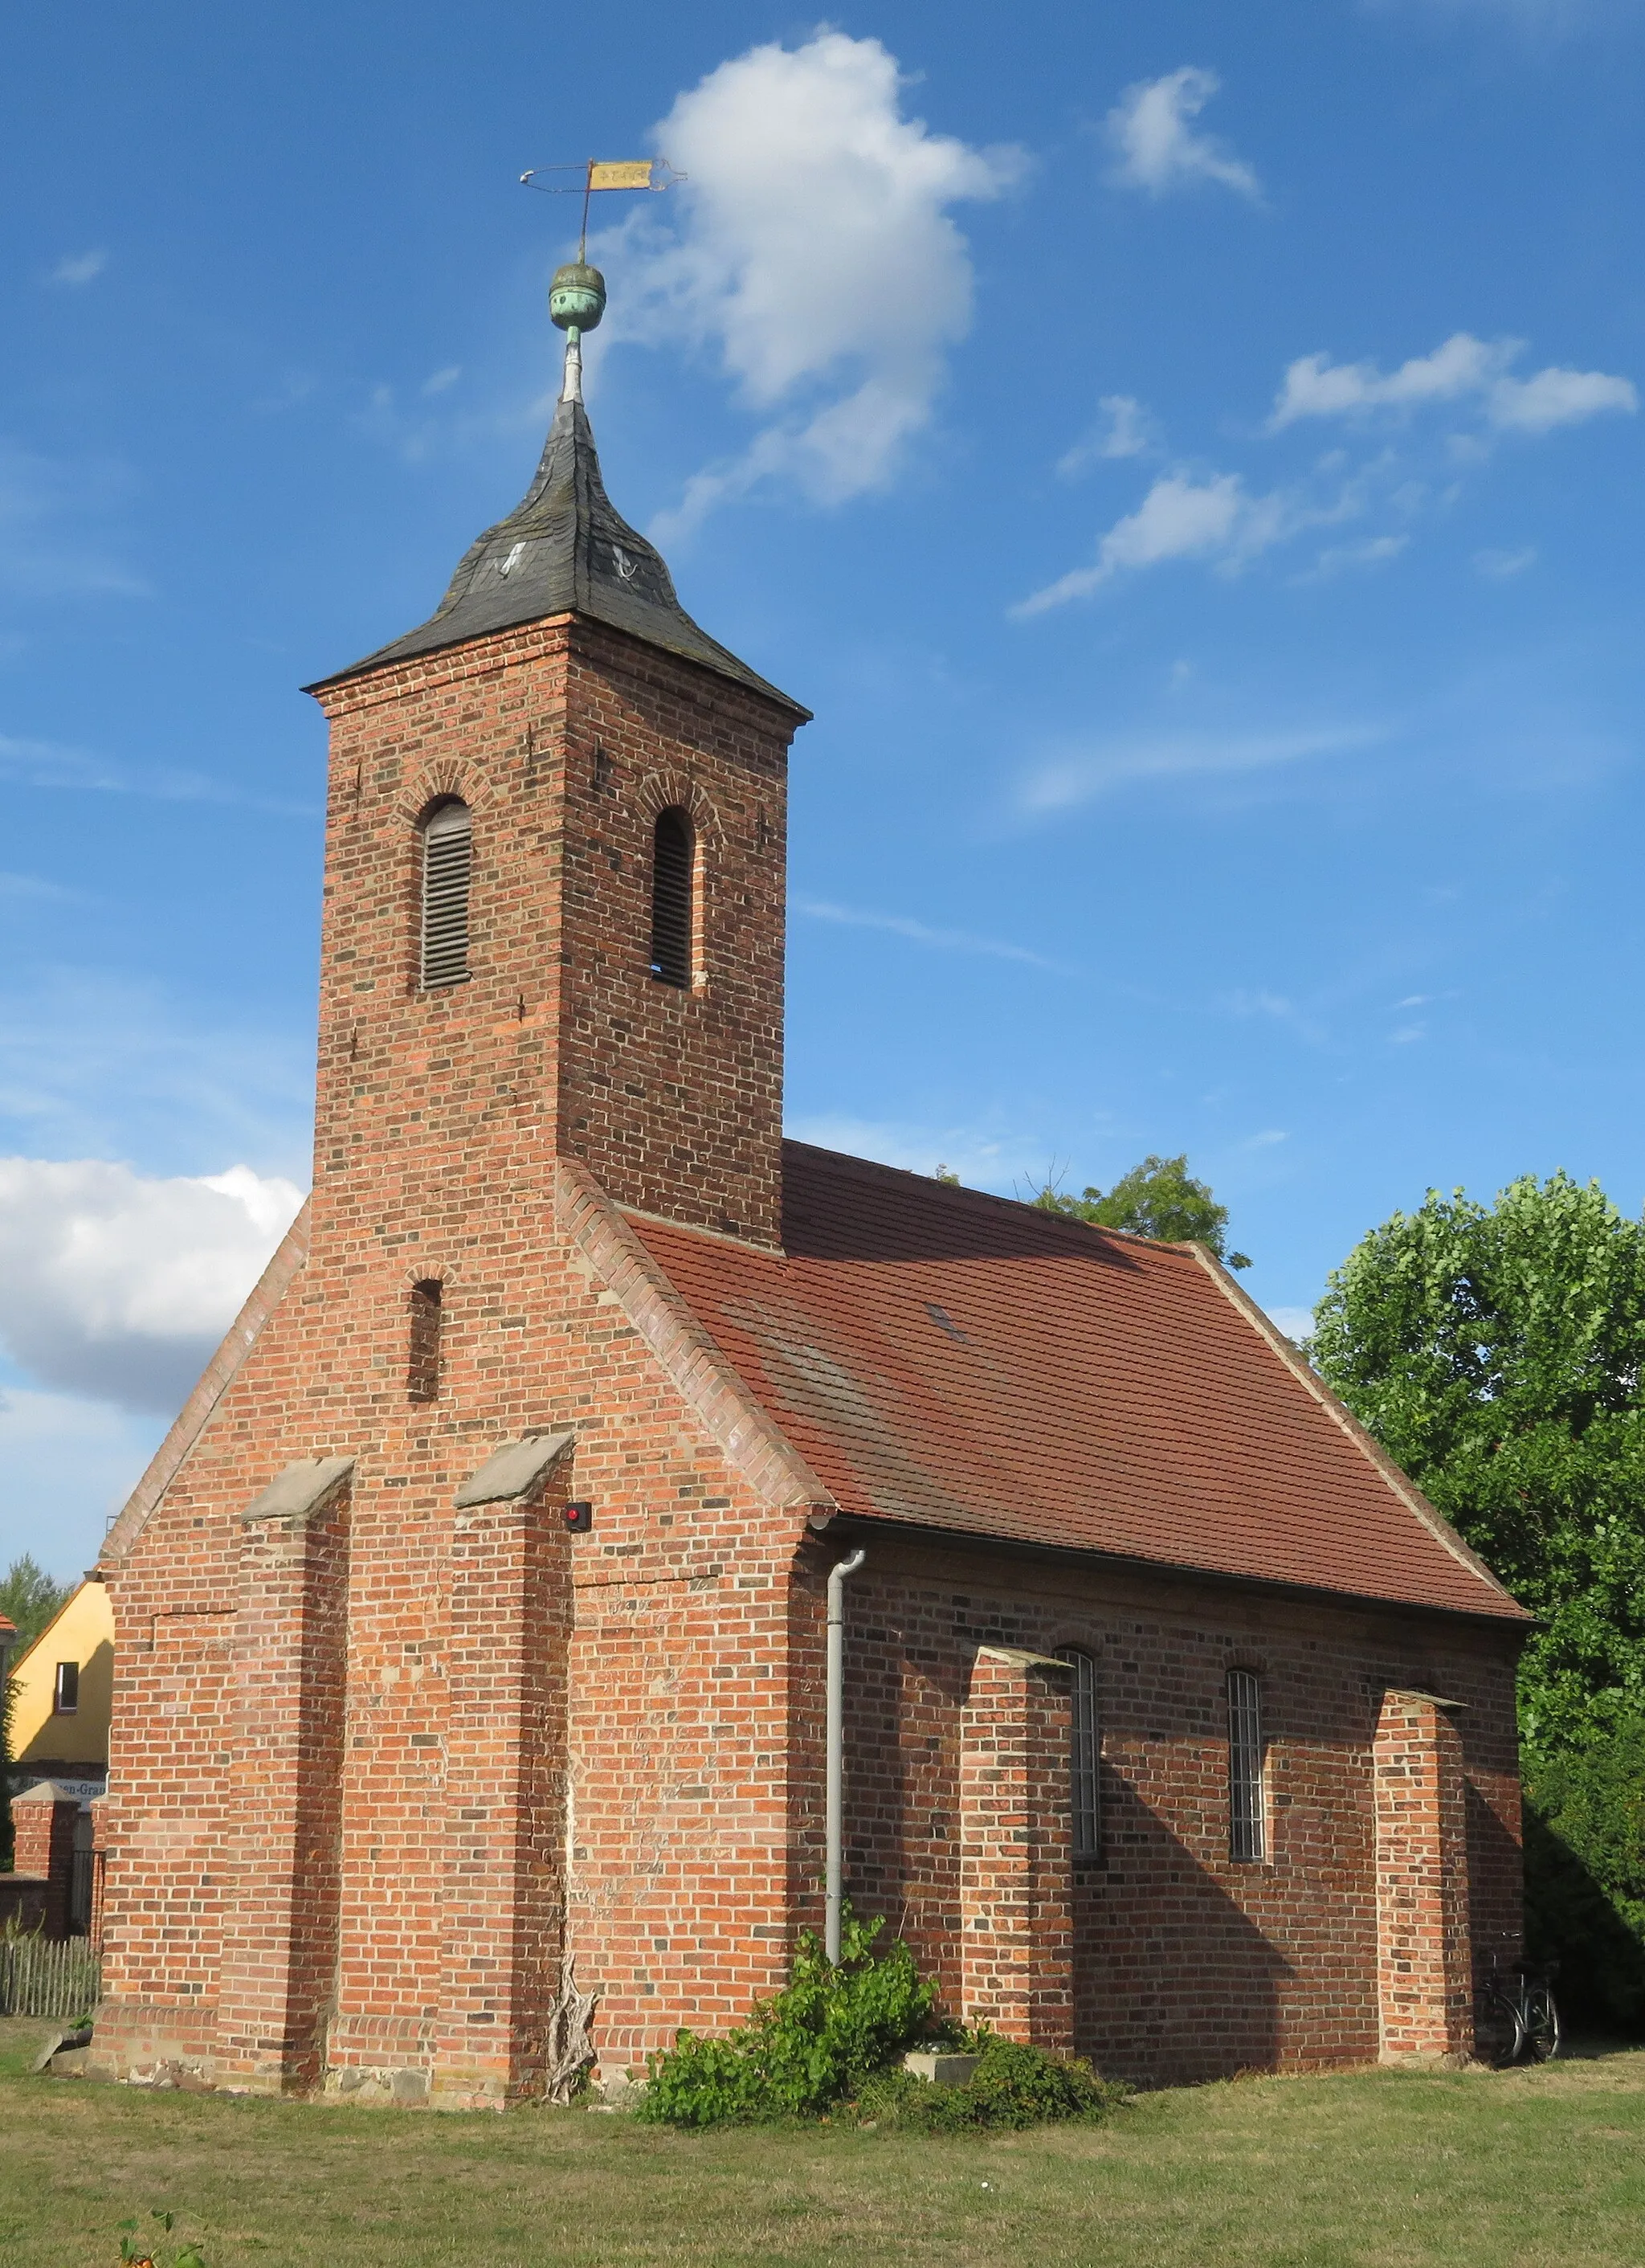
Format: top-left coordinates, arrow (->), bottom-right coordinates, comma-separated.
4,2021 -> 1645,2267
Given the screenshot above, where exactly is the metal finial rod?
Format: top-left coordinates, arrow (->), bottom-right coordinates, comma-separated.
561,332 -> 583,406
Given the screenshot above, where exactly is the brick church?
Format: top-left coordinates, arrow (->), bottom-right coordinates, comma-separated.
89,290 -> 1529,2105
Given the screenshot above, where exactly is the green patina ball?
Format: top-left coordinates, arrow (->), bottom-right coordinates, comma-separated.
549,261 -> 607,335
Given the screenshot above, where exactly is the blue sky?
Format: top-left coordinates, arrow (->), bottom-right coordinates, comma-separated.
3,0 -> 1643,1579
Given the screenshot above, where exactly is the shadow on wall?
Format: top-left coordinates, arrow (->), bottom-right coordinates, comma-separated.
1070,1774 -> 1295,2087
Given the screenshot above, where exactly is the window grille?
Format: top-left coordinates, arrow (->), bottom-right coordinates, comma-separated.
650,806 -> 694,987
1056,1646 -> 1101,1859
1227,1668 -> 1266,1861
407,1278 -> 443,1403
53,1661 -> 79,1716
420,799 -> 472,988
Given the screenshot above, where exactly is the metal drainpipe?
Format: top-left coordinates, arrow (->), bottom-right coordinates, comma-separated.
825,1547 -> 867,1964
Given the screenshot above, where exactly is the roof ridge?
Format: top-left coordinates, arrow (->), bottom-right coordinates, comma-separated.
780,1138 -> 1194,1258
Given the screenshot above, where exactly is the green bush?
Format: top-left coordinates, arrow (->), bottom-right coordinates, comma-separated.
851,2034 -> 1128,2132
1524,1722 -> 1645,2029
636,1911 -> 946,2127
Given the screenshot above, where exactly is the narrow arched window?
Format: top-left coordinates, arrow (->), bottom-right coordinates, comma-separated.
1056,1646 -> 1100,1860
650,806 -> 694,987
407,1277 -> 443,1402
1227,1668 -> 1266,1861
420,799 -> 472,989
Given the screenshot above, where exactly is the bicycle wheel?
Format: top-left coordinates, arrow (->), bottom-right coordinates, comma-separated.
1525,1984 -> 1561,2062
1476,1985 -> 1526,2068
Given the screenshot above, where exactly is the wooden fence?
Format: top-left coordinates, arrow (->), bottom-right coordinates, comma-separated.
0,1932 -> 101,2018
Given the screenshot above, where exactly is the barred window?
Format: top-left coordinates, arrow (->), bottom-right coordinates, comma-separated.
1056,1646 -> 1101,1859
1227,1668 -> 1266,1861
419,799 -> 472,988
650,806 -> 694,987
407,1278 -> 443,1403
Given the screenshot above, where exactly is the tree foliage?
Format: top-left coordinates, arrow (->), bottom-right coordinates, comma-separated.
1311,1172 -> 1645,1751
0,1555 -> 71,1653
1311,1171 -> 1645,2021
1035,1154 -> 1251,1269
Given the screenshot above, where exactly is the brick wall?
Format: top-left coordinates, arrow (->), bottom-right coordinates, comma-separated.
9,1792 -> 78,1939
831,1533 -> 1521,2086
958,1648 -> 1074,2048
1374,1691 -> 1474,2059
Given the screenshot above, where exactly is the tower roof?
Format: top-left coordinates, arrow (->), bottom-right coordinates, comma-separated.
309,389 -> 809,716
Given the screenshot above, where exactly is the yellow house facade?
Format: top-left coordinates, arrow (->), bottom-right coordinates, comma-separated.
9,1579 -> 112,1795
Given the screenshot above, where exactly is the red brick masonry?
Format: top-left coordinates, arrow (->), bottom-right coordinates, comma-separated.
88,587 -> 1527,2102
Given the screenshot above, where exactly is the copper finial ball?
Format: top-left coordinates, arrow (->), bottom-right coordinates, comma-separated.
550,261 -> 607,336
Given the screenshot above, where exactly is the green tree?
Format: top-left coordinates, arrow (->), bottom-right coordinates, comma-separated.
0,1555 -> 71,1652
1311,1171 -> 1645,2021
1035,1154 -> 1251,1269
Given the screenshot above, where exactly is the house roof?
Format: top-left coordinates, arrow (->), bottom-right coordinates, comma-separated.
627,1142 -> 1525,1624
306,392 -> 809,718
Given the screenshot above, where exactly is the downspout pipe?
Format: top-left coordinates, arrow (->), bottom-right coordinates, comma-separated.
824,1547 -> 867,1965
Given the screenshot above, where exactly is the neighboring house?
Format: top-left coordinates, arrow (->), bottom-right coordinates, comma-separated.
88,309 -> 1529,2105
8,1579 -> 112,1798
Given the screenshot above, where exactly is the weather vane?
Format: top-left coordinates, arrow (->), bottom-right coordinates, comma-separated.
520,157 -> 685,404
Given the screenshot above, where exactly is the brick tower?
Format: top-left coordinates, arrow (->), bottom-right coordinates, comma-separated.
92,312 -> 820,2106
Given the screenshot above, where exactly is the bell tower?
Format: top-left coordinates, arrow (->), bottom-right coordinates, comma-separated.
302,260 -> 809,1260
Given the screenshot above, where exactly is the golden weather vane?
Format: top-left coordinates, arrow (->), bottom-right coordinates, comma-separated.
519,157 -> 685,403
520,156 -> 685,261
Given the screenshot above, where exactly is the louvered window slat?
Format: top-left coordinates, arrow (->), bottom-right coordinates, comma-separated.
651,807 -> 693,987
421,801 -> 472,988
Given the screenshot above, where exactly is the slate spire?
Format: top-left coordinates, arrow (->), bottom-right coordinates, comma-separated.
315,278 -> 805,714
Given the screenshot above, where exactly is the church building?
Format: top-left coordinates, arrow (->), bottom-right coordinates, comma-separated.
89,269 -> 1529,2105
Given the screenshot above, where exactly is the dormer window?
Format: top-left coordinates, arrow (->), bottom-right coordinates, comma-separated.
420,799 -> 472,989
650,806 -> 694,987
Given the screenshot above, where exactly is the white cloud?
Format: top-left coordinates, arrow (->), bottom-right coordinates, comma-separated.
1474,543 -> 1537,578
50,250 -> 107,288
0,1158 -> 303,1412
1104,67 -> 1260,201
1263,1304 -> 1316,1345
422,365 -> 462,397
1271,332 -> 1635,433
0,729 -> 312,813
0,1385 -> 164,1584
1303,533 -> 1409,579
601,31 -> 1025,533
795,897 -> 1059,970
1242,1129 -> 1289,1149
1056,394 -> 1157,476
1490,364 -> 1637,431
1018,723 -> 1379,813
1013,468 -> 1356,614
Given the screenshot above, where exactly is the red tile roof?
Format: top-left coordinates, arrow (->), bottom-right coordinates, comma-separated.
628,1143 -> 1525,1623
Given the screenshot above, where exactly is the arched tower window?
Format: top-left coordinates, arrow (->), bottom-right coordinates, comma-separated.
650,806 -> 694,987
406,1277 -> 443,1402
420,798 -> 472,989
1055,1646 -> 1101,1860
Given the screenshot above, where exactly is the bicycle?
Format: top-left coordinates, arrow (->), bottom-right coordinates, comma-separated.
1476,1959 -> 1561,2067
